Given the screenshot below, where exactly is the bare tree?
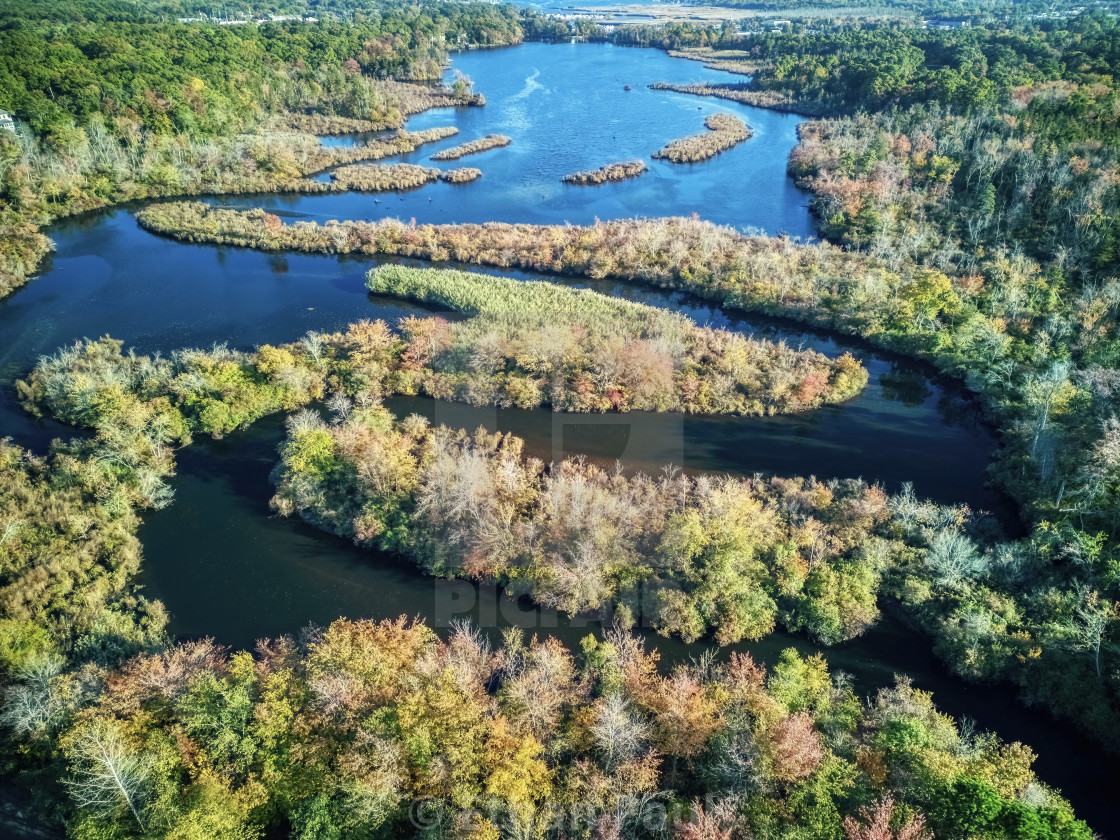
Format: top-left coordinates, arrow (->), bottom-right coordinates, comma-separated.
590,695 -> 649,771
925,528 -> 986,587
1070,590 -> 1114,680
842,795 -> 931,840
0,655 -> 67,737
1026,361 -> 1072,460
66,720 -> 153,830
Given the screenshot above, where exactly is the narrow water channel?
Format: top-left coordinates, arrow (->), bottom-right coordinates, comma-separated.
0,40 -> 1115,835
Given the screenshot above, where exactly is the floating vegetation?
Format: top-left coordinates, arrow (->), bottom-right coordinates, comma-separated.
561,160 -> 647,185
652,113 -> 752,163
430,133 -> 511,161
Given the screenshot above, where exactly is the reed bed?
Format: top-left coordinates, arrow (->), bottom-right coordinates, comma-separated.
652,113 -> 752,163
561,160 -> 647,185
0,223 -> 53,299
439,167 -> 482,184
332,126 -> 459,165
282,84 -> 483,136
131,203 -> 896,404
295,126 -> 459,175
650,82 -> 822,116
323,163 -> 483,192
362,264 -> 866,416
379,79 -> 486,115
331,163 -> 440,191
430,133 -> 511,161
178,128 -> 466,197
283,113 -> 393,135
667,48 -> 767,76
365,263 -> 689,334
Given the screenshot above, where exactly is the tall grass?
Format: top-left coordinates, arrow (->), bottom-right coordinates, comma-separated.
651,82 -> 817,116
366,263 -> 689,333
652,113 -> 752,163
331,164 -> 441,192
440,167 -> 482,184
561,160 -> 647,185
364,265 -> 866,414
430,134 -> 511,161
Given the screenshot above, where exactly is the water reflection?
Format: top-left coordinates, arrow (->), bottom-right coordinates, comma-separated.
0,39 -> 1112,835
879,368 -> 934,407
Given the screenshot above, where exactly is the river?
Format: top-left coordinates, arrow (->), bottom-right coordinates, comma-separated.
0,42 -> 1115,833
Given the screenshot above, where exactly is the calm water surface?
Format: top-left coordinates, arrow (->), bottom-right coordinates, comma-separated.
219,42 -> 815,235
0,42 -> 1115,833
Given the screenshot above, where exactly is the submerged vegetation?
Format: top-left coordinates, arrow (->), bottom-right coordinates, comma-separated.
562,160 -> 648,185
430,133 -> 512,161
652,114 -> 752,163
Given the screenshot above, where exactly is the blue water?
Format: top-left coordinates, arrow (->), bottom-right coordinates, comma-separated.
218,42 -> 813,236
3,43 -> 1116,833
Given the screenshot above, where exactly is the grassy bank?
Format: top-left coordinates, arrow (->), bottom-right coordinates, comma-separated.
650,82 -> 823,116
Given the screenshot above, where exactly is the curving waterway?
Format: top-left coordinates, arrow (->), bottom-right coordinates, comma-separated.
0,42 -> 1116,833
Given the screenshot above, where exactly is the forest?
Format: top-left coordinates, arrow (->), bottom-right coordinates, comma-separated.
2,0 -> 1120,838
0,0 -> 523,296
132,196 -> 1120,749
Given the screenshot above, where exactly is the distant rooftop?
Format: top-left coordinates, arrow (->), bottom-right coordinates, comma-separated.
922,18 -> 972,29
176,13 -> 318,25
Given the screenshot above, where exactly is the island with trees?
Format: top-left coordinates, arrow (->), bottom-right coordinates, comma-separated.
0,1 -> 1119,838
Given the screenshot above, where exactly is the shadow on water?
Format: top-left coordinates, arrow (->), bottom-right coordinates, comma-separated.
136,411 -> 1117,835
0,39 -> 1113,836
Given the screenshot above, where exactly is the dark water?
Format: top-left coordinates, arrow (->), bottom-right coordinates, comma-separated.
0,42 -> 1115,833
